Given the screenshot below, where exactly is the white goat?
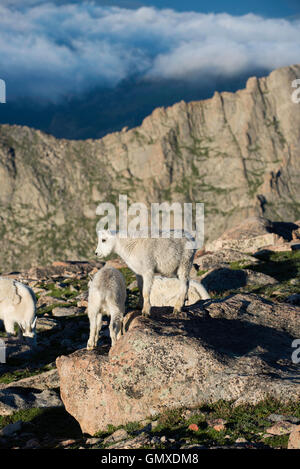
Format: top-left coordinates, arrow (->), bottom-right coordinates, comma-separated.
0,278 -> 37,340
95,230 -> 207,316
87,266 -> 126,350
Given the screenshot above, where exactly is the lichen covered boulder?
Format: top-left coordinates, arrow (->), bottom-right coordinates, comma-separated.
56,294 -> 300,435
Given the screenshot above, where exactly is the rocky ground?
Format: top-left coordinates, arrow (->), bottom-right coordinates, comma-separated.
0,222 -> 300,449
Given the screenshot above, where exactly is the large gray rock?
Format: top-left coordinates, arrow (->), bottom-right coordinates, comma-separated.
0,387 -> 62,415
57,294 -> 300,435
194,249 -> 260,271
206,217 -> 300,253
200,267 -> 277,293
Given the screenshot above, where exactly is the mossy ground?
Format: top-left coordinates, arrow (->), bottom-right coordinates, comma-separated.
204,250 -> 300,301
93,398 -> 300,449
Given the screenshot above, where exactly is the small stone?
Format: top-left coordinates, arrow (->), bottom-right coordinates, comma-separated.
160,436 -> 167,443
150,436 -> 161,445
37,295 -> 62,308
52,261 -> 69,267
86,437 -> 102,445
24,438 -> 40,449
52,306 -> 79,317
77,299 -> 88,308
266,421 -> 298,436
0,420 -> 22,437
267,414 -> 300,424
207,418 -> 227,432
188,424 -> 199,432
288,426 -> 300,449
109,433 -> 151,449
104,429 -> 129,444
59,439 -> 76,447
235,437 -> 247,443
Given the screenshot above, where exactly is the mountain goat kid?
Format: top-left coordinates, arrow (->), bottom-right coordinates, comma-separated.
95,230 -> 203,317
87,266 -> 126,350
0,278 -> 37,341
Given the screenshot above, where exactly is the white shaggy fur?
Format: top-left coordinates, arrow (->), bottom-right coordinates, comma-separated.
87,266 -> 126,349
95,230 -> 207,316
150,276 -> 210,307
0,278 -> 37,340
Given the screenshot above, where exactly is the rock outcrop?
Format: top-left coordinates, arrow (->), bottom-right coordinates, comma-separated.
0,64 -> 300,271
57,294 -> 300,435
206,217 -> 300,253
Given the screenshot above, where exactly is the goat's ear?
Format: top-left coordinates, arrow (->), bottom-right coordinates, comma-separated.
88,273 -> 94,282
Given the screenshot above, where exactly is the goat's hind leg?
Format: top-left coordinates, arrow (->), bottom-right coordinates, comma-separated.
173,260 -> 192,317
136,274 -> 143,310
109,309 -> 123,347
87,308 -> 102,350
142,271 -> 154,317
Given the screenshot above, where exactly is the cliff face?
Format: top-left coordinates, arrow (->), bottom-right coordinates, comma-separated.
0,64 -> 299,271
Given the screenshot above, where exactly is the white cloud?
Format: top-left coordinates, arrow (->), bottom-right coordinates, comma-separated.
0,2 -> 299,101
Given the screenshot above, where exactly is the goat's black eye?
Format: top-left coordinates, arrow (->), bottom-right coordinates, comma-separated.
102,239 -> 106,243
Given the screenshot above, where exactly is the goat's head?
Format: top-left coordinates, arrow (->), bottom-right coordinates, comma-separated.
95,230 -> 117,259
21,316 -> 37,343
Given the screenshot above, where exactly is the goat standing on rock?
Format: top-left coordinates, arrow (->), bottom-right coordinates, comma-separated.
87,266 -> 126,350
95,230 -> 205,317
0,278 -> 37,341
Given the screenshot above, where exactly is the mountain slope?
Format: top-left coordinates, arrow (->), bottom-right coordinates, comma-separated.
0,64 -> 299,271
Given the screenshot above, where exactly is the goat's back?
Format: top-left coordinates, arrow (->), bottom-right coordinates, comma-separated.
89,266 -> 126,306
0,278 -> 36,322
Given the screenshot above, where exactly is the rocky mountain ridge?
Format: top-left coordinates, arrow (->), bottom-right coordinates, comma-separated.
0,63 -> 299,271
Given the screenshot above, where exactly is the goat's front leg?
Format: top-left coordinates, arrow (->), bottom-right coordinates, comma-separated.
142,271 -> 154,317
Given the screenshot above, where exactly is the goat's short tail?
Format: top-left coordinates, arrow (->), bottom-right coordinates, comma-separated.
191,280 -> 211,300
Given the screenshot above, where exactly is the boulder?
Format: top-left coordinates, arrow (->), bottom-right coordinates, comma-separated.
0,387 -> 62,415
266,421 -> 298,436
36,317 -> 60,332
194,249 -> 260,271
205,217 -> 290,253
0,369 -> 59,392
200,268 -> 276,293
37,295 -> 63,308
56,293 -> 300,435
